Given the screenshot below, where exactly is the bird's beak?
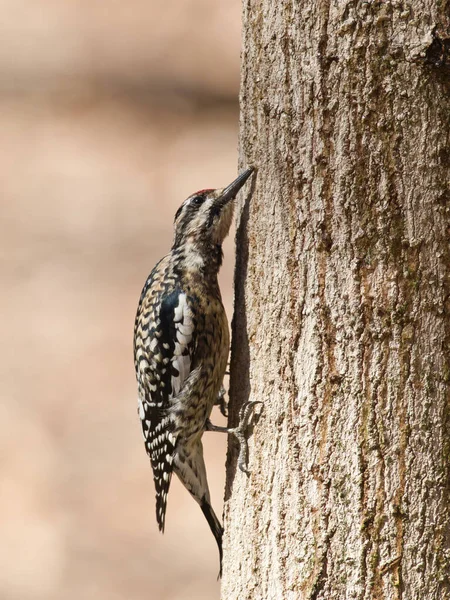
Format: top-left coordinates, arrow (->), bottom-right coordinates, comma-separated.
218,167 -> 254,205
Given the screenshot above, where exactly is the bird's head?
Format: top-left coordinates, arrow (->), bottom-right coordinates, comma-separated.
172,168 -> 254,255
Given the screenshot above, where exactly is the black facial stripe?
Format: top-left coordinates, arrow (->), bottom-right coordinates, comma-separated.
207,200 -> 224,228
174,194 -> 206,224
174,204 -> 183,222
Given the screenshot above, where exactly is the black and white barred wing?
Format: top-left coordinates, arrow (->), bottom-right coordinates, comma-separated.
135,287 -> 196,531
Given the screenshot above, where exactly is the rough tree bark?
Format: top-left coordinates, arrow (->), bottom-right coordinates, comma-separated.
223,1 -> 450,599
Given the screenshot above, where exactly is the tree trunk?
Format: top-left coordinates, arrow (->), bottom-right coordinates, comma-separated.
223,2 -> 450,599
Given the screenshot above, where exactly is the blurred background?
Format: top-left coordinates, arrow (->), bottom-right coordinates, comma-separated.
0,2 -> 242,598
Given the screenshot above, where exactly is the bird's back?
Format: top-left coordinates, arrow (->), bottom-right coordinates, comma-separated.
134,251 -> 229,529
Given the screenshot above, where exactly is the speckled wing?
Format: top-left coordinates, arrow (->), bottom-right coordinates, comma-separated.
134,270 -> 196,531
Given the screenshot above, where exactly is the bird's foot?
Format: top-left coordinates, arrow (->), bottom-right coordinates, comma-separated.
206,400 -> 263,474
229,401 -> 263,474
215,385 -> 228,417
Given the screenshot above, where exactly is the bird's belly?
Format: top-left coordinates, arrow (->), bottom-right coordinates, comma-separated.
173,309 -> 229,443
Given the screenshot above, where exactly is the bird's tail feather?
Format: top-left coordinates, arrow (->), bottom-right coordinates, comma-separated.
201,498 -> 224,578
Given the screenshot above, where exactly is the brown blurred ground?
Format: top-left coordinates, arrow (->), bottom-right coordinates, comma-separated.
0,2 -> 241,598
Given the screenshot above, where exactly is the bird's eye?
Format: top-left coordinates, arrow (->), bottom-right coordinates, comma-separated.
192,196 -> 204,206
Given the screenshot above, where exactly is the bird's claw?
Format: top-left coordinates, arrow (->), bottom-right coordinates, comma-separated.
229,401 -> 263,475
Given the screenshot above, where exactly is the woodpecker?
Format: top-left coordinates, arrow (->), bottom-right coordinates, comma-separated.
133,168 -> 257,575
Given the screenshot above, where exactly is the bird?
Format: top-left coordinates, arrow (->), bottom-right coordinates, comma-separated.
133,167 -> 258,575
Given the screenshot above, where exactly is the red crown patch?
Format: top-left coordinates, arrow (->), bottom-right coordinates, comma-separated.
194,189 -> 214,195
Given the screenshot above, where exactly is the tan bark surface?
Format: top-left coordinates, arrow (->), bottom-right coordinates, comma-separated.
223,2 -> 450,599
